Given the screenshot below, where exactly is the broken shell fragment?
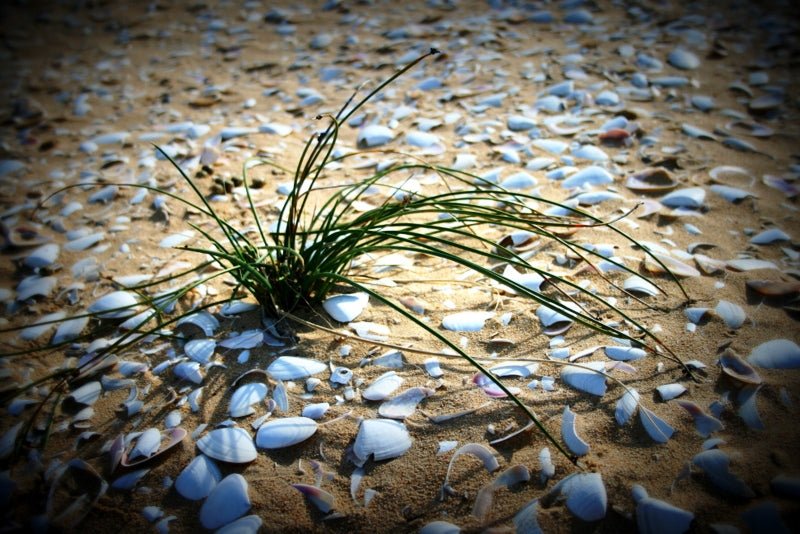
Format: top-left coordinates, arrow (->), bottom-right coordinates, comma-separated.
562,405 -> 590,456
199,473 -> 251,530
175,454 -> 221,501
322,292 -> 369,322
352,419 -> 411,467
378,387 -> 434,419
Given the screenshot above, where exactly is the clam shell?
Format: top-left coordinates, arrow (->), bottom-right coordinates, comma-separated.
624,168 -> 677,193
656,383 -> 687,401
677,400 -> 725,437
424,358 -> 444,378
615,389 -> 640,426
660,187 -> 705,209
219,329 -> 264,349
229,383 -> 268,417
544,472 -> 606,522
185,338 -> 216,363
357,125 -> 394,148
719,349 -> 762,384
67,381 -> 102,406
561,166 -> 613,188
301,402 -> 330,420
604,346 -> 646,361
561,361 -> 607,396
174,361 -> 204,384
52,315 -> 89,345
352,418 -> 412,466
24,243 -> 60,269
255,417 -> 318,449
199,473 -> 251,530
87,291 -> 139,319
362,371 -> 404,401
639,407 -> 674,444
196,427 -> 257,463
747,339 -> 800,369
292,484 -> 335,513
441,311 -> 495,332
561,405 -> 590,456
267,356 -> 327,380
16,275 -> 57,300
122,428 -> 186,467
21,311 -> 67,341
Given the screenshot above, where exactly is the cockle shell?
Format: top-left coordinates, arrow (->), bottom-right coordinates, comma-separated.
196,427 -> 257,463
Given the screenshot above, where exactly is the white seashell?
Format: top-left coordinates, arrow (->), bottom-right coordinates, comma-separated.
21,311 -> 67,341
656,383 -> 687,401
52,315 -> 89,345
544,472 -> 606,521
632,484 -> 694,534
64,232 -> 105,251
639,407 -> 674,443
159,231 -> 194,248
406,130 -> 441,148
67,381 -> 102,406
684,307 -> 709,324
362,371 -> 404,401
301,402 -> 330,420
88,291 -> 138,319
219,300 -> 259,316
441,311 -> 495,332
623,275 -> 659,297
747,339 -> 800,368
174,362 -> 204,384
199,473 -> 251,530
489,362 -> 539,378
215,515 -> 262,534
750,228 -> 790,245
229,383 -> 268,417
305,377 -> 321,392
24,243 -> 60,269
709,184 -> 755,203
378,387 -> 434,419
561,361 -> 607,396
164,410 -> 182,429
533,138 -> 569,155
500,171 -> 537,190
267,356 -> 327,380
255,417 -> 318,449
185,338 -> 216,363
660,187 -> 705,209
16,275 -> 57,300
668,48 -> 700,70
420,521 -> 461,534
726,258 -> 778,271
604,346 -> 646,361
437,441 -> 458,455
572,144 -> 609,161
646,253 -> 701,278
219,329 -> 264,350
272,378 -> 288,412
322,292 -> 369,322
196,427 -> 257,463
128,428 -> 161,461
330,366 -> 353,385
539,447 -> 555,483
348,321 -> 390,341
352,418 -> 412,466
259,122 -> 292,136
561,166 -> 613,188
142,506 -> 163,522
424,358 -> 443,378
561,406 -> 590,456
111,468 -> 149,490
615,389 -> 640,425
508,115 -> 537,131
691,449 -> 754,499
513,499 -> 542,534
714,300 -> 746,329
357,125 -> 394,148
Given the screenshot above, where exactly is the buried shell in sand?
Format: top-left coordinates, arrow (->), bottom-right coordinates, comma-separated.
1,1 -> 799,532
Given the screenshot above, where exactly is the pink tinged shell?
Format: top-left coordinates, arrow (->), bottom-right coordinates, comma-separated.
229,383 -> 268,417
472,373 -> 520,398
199,474 -> 251,530
719,350 -> 762,384
676,400 -> 724,437
378,387 -> 434,419
322,292 -> 368,322
175,454 -> 221,501
196,427 -> 257,463
292,483 -> 335,513
362,371 -> 404,401
562,406 -> 590,456
353,419 -> 412,467
255,417 -> 318,449
489,361 -> 540,378
747,339 -> 800,369
441,311 -> 495,332
544,472 -> 607,522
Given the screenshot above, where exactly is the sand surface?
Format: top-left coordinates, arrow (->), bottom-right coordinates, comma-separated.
1,0 -> 799,532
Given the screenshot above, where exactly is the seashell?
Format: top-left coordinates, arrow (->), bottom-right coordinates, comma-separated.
691,449 -> 754,499
370,348 -> 403,367
750,228 -> 790,245
536,301 -> 580,335
357,125 -> 394,148
362,371 -> 404,401
216,515 -> 262,534
508,115 -> 537,131
500,171 -> 537,190
185,338 -> 216,363
676,400 -> 724,437
64,232 -> 105,251
684,307 -> 709,325
660,187 -> 705,209
405,130 -> 441,148
561,361 -> 607,396
352,418 -> 412,467
623,275 -> 659,297
0,422 -> 23,460
574,191 -> 623,206
267,356 -> 327,380
142,506 -> 163,522
196,427 -> 257,463
16,275 -> 57,300
122,428 -> 186,467
88,291 -> 138,319
199,473 -> 251,530
473,465 -> 531,520
539,447 -> 555,483
561,166 -> 613,188
747,339 -> 800,369
748,93 -> 783,112
219,329 -> 264,350
21,311 -> 67,341
639,407 -> 674,443
424,358 -> 443,378
420,521 -> 461,534
322,292 -> 368,322
378,387 -> 434,419
441,311 -> 495,332
709,184 -> 755,203
47,459 -> 108,529
562,405 -> 590,456
668,48 -> 700,70
714,300 -> 746,329
259,122 -> 292,136
681,123 -> 716,140
399,296 -> 428,314
645,253 -> 700,278
489,361 -> 539,378
656,383 -> 687,401
24,243 -> 60,269
159,230 -> 194,248
737,386 -> 764,430
67,381 -> 102,406
632,484 -> 694,534
220,300 -> 259,316
472,372 -> 520,398
272,378 -> 288,412
330,366 -> 353,385
111,468 -> 149,491
164,410 -> 181,429
532,138 -> 569,154
499,265 -> 544,294
255,417 -> 318,449
513,499 -> 542,533
301,402 -> 330,420
719,349 -> 762,384
651,76 -> 689,87
605,346 -> 646,361
229,383 -> 268,417
292,484 -> 335,513
563,8 -> 594,24
691,95 -> 715,111
726,258 -> 778,271
543,472 -> 606,522
174,362 -> 204,384
615,389 -> 640,426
